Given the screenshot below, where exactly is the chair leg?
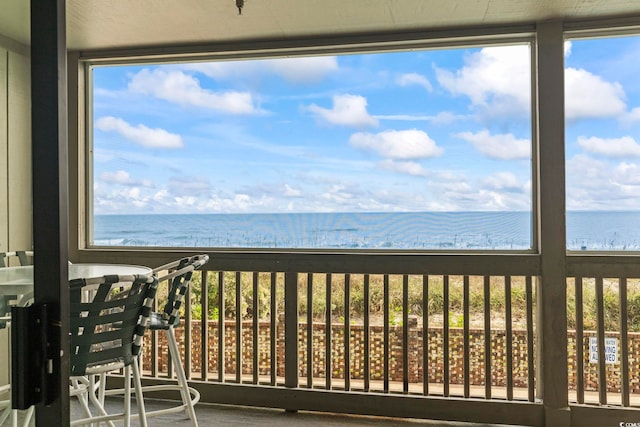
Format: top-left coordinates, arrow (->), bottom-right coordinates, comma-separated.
166,328 -> 198,426
21,406 -> 34,427
131,360 -> 148,427
70,378 -> 93,421
0,407 -> 9,426
124,366 -> 131,427
91,385 -> 115,427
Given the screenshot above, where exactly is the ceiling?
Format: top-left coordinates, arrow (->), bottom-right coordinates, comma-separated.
2,0 -> 640,52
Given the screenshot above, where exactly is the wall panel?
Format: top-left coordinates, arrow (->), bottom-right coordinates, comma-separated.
7,49 -> 31,251
0,48 -> 7,252
0,47 -> 6,388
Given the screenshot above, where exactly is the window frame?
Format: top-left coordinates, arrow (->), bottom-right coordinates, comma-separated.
77,29 -> 540,255
563,29 -> 640,254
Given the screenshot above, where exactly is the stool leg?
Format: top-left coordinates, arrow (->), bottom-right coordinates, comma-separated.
123,366 -> 131,427
166,328 -> 198,426
131,360 -> 148,427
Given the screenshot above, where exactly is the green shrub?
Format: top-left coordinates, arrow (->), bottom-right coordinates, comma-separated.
184,272 -> 636,332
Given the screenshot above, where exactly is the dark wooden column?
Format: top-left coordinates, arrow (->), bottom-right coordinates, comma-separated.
31,0 -> 70,424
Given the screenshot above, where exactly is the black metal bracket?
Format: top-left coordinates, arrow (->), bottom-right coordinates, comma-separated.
11,303 -> 51,409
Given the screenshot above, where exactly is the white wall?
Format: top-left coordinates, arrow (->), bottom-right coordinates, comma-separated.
0,41 -> 31,389
0,45 -> 31,255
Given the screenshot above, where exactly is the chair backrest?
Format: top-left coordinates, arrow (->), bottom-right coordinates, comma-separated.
152,254 -> 209,326
69,273 -> 157,376
0,250 -> 33,268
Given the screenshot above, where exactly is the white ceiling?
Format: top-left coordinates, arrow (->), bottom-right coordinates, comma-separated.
2,0 -> 640,51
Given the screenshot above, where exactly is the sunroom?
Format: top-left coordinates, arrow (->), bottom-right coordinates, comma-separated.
2,1 -> 640,426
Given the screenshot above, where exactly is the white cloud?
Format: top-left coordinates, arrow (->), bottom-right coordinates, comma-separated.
167,176 -> 211,197
95,116 -> 184,149
577,136 -> 640,158
613,162 -> 640,185
306,94 -> 378,128
564,41 -> 572,57
429,175 -> 530,211
128,68 -> 259,114
184,56 -> 339,84
284,184 -> 302,197
349,129 -> 443,160
201,193 -> 265,213
94,186 -> 153,212
565,68 -> 626,120
622,107 -> 640,125
100,170 -> 135,185
566,154 -> 640,210
373,111 -> 467,124
434,44 -> 627,122
431,111 -> 466,125
396,73 -> 433,92
435,45 -> 531,115
378,159 -> 428,176
456,130 -> 530,160
99,170 -> 153,187
567,154 -> 607,183
482,172 -> 522,191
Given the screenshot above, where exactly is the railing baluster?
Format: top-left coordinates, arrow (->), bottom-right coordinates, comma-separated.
383,274 -> 390,393
526,276 -> 534,402
218,271 -> 225,383
402,274 -> 409,394
270,272 -> 277,386
620,277 -> 629,407
345,273 -> 351,391
484,275 -> 491,399
505,276 -> 513,400
423,274 -> 429,396
253,271 -> 259,384
364,274 -> 370,392
463,275 -> 470,398
236,271 -> 242,383
326,273 -> 332,390
284,272 -> 299,390
200,271 -> 209,381
443,275 -> 450,397
595,277 -> 607,405
307,272 -> 313,388
575,277 -> 584,404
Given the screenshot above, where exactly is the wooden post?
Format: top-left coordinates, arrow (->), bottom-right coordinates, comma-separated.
536,20 -> 570,426
284,272 -> 299,410
31,0 -> 70,424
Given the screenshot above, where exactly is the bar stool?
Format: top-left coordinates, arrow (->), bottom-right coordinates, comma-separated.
141,254 -> 209,426
68,273 -> 158,427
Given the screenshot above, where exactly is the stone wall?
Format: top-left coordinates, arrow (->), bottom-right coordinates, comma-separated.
142,319 -> 639,393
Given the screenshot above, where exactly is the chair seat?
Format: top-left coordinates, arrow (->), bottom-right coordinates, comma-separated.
149,312 -> 173,330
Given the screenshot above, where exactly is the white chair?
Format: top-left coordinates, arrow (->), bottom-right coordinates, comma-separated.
138,254 -> 209,426
68,272 -> 157,427
0,251 -> 33,268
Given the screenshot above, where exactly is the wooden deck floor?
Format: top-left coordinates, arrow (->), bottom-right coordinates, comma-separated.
82,398 -> 514,427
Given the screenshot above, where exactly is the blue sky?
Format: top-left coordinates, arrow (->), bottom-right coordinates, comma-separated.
92,36 -> 640,215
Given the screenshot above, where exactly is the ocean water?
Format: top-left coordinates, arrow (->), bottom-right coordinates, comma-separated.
92,211 -> 640,251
